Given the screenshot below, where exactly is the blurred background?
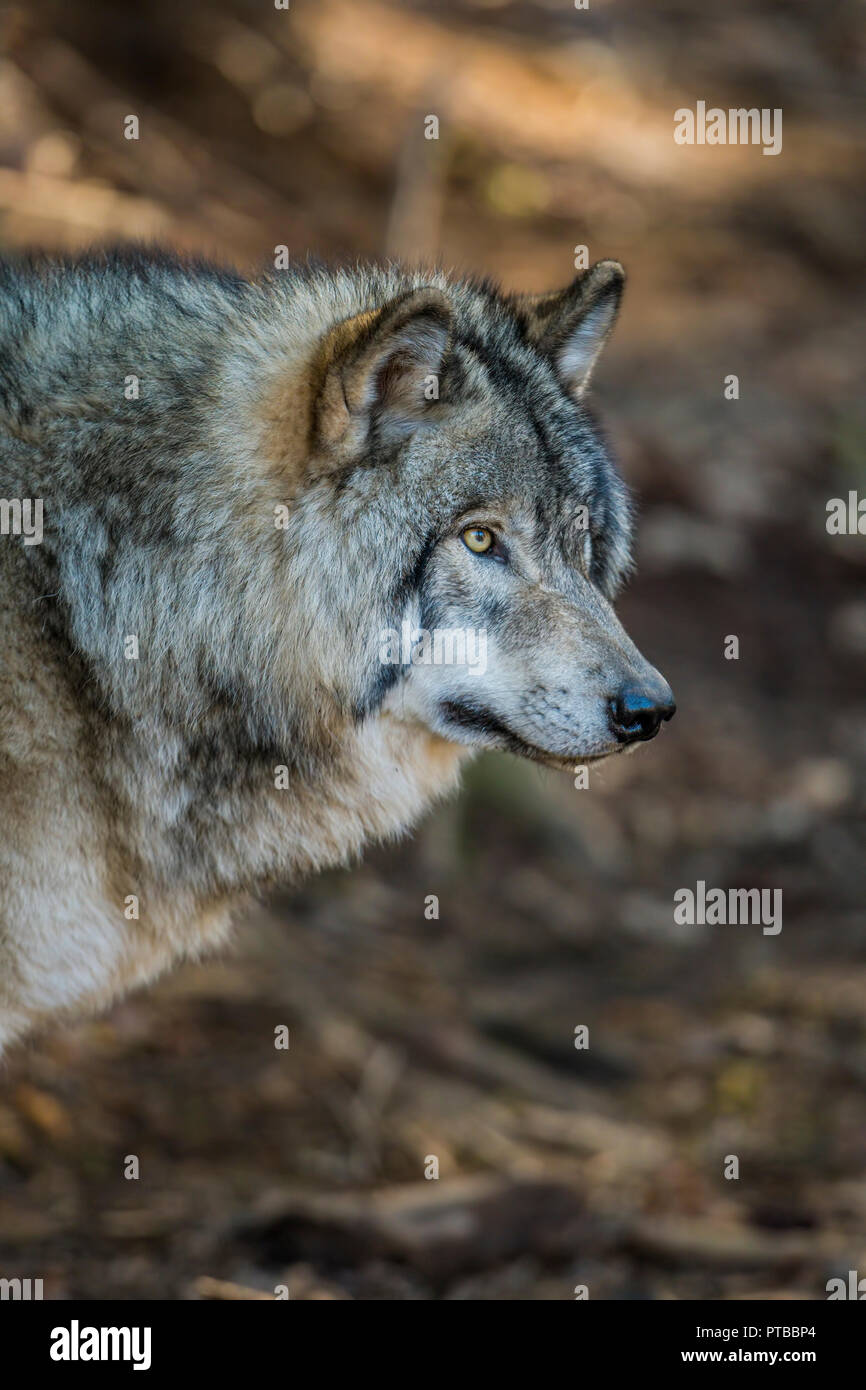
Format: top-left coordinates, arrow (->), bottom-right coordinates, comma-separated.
0,0 -> 864,1300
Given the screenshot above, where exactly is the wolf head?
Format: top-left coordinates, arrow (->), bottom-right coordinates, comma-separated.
279,260 -> 674,771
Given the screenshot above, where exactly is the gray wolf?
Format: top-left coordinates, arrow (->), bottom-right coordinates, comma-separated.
0,249 -> 674,1051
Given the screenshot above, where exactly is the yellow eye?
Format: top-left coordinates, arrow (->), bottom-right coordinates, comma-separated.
462,526 -> 494,554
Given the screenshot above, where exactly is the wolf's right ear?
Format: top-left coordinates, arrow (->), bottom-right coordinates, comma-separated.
315,287 -> 453,451
512,260 -> 625,396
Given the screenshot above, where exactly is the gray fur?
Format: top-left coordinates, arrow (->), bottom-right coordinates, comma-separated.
0,248 -> 671,1047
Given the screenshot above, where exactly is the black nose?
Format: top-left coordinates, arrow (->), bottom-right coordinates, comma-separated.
609,681 -> 676,744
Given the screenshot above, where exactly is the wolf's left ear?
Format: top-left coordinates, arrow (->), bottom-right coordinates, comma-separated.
512,259 -> 624,396
316,287 -> 453,449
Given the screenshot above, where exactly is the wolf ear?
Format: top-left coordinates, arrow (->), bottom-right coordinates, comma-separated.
316,287 -> 453,449
514,259 -> 624,396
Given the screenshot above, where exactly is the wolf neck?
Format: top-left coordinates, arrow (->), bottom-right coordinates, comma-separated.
112,703 -> 466,908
